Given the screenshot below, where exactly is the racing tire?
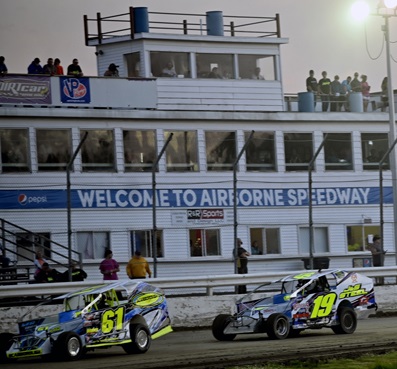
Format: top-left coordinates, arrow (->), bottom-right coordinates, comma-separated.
122,323 -> 151,354
212,314 -> 236,341
266,313 -> 290,340
53,332 -> 84,361
331,306 -> 357,335
0,332 -> 15,363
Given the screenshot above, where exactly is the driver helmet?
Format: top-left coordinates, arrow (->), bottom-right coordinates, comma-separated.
306,280 -> 317,293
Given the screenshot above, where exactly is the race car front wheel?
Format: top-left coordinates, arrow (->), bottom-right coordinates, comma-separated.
331,306 -> 357,335
0,332 -> 15,363
123,323 -> 151,354
212,314 -> 236,341
53,332 -> 84,361
266,313 -> 290,340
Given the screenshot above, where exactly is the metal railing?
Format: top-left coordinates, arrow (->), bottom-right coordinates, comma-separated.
84,7 -> 281,45
0,266 -> 395,299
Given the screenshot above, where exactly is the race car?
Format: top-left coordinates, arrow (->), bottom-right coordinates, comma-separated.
0,280 -> 172,362
212,269 -> 377,341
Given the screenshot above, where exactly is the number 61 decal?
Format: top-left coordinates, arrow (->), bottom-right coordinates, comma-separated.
310,293 -> 337,318
101,306 -> 125,334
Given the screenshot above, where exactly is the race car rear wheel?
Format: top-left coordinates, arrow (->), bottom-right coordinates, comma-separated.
266,313 -> 290,340
212,314 -> 236,341
53,332 -> 84,361
0,332 -> 15,363
123,323 -> 151,354
331,306 -> 357,335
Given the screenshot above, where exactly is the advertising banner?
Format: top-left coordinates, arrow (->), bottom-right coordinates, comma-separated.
0,75 -> 51,104
0,186 -> 393,210
60,77 -> 91,103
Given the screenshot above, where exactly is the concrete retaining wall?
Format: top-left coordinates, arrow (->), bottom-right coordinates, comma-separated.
1,286 -> 396,333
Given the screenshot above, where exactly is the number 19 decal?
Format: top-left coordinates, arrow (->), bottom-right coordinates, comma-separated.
101,306 -> 125,334
310,293 -> 337,318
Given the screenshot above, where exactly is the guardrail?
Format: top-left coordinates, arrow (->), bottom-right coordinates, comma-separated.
1,266 -> 396,299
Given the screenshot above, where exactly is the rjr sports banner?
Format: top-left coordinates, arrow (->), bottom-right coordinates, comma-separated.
0,187 -> 392,210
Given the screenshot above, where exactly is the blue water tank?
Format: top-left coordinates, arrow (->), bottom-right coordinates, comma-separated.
134,7 -> 149,33
206,11 -> 224,36
349,92 -> 363,112
298,92 -> 315,112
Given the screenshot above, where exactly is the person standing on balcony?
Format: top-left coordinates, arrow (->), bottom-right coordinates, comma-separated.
317,71 -> 331,112
67,58 -> 83,77
0,56 -> 8,76
33,250 -> 47,279
361,74 -> 371,112
126,251 -> 151,279
236,238 -> 250,294
54,58 -> 64,75
104,63 -> 120,77
100,249 -> 119,280
27,57 -> 43,74
367,235 -> 386,285
43,58 -> 56,76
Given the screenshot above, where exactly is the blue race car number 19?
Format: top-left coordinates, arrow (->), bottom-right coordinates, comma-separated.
310,293 -> 337,318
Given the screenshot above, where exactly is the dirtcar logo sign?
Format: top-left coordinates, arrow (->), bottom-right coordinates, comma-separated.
0,186 -> 392,209
0,75 -> 51,104
60,77 -> 91,103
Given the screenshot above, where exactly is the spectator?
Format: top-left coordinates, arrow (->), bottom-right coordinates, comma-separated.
54,58 -> 64,75
0,56 -> 8,76
67,58 -> 83,77
126,251 -> 152,279
317,71 -> 331,112
27,57 -> 43,74
306,69 -> 317,93
367,235 -> 386,285
99,249 -> 120,280
161,61 -> 177,77
361,74 -> 371,112
43,58 -> 56,75
33,250 -> 47,279
341,76 -> 352,111
104,63 -> 120,77
208,67 -> 222,79
330,75 -> 342,112
251,240 -> 261,255
62,262 -> 88,282
251,67 -> 265,80
34,262 -> 62,283
236,238 -> 250,294
350,72 -> 361,92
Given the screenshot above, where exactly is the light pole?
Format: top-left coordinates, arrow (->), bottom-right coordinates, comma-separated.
352,0 -> 397,265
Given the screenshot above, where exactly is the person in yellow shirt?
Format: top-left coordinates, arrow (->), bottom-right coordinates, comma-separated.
126,251 -> 152,279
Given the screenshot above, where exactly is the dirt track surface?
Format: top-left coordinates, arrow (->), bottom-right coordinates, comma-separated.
3,316 -> 397,369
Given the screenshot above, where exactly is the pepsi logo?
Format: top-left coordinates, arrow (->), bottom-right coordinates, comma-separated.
18,194 -> 28,205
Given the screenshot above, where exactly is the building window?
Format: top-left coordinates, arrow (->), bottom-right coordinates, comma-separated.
16,232 -> 51,262
81,130 -> 115,172
165,130 -> 199,172
189,229 -> 220,256
206,131 -> 236,171
196,53 -> 234,79
324,133 -> 353,170
361,133 -> 389,170
130,230 -> 163,258
347,225 -> 380,252
238,55 -> 275,80
284,133 -> 313,171
76,231 -> 110,260
245,131 -> 275,171
0,129 -> 30,173
125,52 -> 141,77
299,227 -> 329,253
250,228 -> 280,255
123,130 -> 157,172
36,129 -> 71,171
150,51 -> 190,78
